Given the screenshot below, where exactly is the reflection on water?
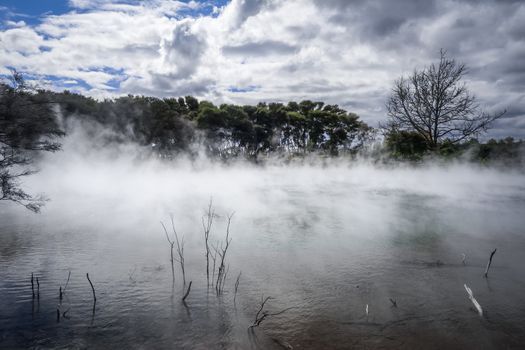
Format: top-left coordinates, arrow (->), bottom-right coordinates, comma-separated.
1,164 -> 525,349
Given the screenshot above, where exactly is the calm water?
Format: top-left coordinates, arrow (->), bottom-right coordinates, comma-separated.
1,163 -> 525,349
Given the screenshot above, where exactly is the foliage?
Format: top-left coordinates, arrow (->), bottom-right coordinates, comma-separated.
0,71 -> 64,212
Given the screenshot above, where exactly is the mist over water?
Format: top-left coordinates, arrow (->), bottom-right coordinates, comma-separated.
2,124 -> 525,349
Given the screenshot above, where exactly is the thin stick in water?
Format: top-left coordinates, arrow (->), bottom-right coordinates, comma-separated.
63,271 -> 71,293
484,249 -> 497,278
31,273 -> 35,299
36,277 -> 40,299
86,273 -> 97,302
464,284 -> 483,316
182,281 -> 192,302
161,221 -> 176,283
234,272 -> 241,304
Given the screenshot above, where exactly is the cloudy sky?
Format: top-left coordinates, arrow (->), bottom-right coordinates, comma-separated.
0,0 -> 523,138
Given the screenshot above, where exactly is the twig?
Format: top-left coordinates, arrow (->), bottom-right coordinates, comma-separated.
64,271 -> 71,292
215,212 -> 234,295
86,273 -> 96,302
161,221 -> 176,283
202,198 -> 215,286
464,284 -> 483,316
170,214 -> 186,285
36,277 -> 40,299
389,298 -> 397,307
31,273 -> 35,299
250,295 -> 293,328
484,249 -> 497,278
60,270 -> 71,300
182,281 -> 192,302
461,253 -> 466,265
234,272 -> 241,304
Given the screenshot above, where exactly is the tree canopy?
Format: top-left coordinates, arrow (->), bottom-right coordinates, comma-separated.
0,71 -> 64,212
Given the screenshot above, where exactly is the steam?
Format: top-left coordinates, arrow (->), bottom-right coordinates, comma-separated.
13,118 -> 523,238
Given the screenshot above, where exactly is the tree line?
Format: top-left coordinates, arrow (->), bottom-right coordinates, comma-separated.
50,91 -> 371,158
1,50 -> 522,211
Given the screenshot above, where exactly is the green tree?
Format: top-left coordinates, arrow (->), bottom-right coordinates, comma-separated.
0,71 -> 63,212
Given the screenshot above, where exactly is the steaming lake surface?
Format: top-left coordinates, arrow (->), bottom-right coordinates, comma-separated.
1,159 -> 525,349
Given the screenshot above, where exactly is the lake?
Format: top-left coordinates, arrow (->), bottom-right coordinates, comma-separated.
1,158 -> 525,349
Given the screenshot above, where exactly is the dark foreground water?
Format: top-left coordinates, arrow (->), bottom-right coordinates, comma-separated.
1,163 -> 525,349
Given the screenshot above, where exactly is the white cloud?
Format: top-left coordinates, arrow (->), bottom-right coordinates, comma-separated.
1,0 -> 524,137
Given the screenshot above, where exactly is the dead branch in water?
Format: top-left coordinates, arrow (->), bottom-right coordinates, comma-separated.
249,295 -> 293,328
36,277 -> 40,299
162,215 -> 186,285
234,271 -> 241,304
215,213 -> 234,295
182,281 -> 192,302
464,284 -> 483,316
484,249 -> 497,278
161,221 -> 176,283
389,298 -> 397,307
31,273 -> 35,299
86,273 -> 96,303
211,241 -> 218,286
170,215 -> 186,285
202,198 -> 216,286
60,270 -> 71,301
461,253 -> 466,265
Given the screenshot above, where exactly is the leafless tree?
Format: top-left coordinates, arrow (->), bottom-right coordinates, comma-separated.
161,221 -> 176,283
161,215 -> 186,285
215,212 -> 234,294
202,198 -> 215,286
384,50 -> 505,151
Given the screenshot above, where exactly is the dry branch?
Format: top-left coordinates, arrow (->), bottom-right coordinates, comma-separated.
86,273 -> 96,302
182,281 -> 192,302
249,295 -> 293,328
464,284 -> 483,316
161,221 -> 176,283
215,213 -> 234,295
202,198 -> 215,286
484,249 -> 497,278
234,271 -> 241,304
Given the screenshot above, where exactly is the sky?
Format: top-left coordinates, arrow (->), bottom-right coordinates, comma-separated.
0,0 -> 524,139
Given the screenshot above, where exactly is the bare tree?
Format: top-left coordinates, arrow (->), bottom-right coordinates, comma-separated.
202,198 -> 215,286
161,221 -> 176,283
215,212 -> 234,295
161,215 -> 186,285
384,50 -> 505,151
